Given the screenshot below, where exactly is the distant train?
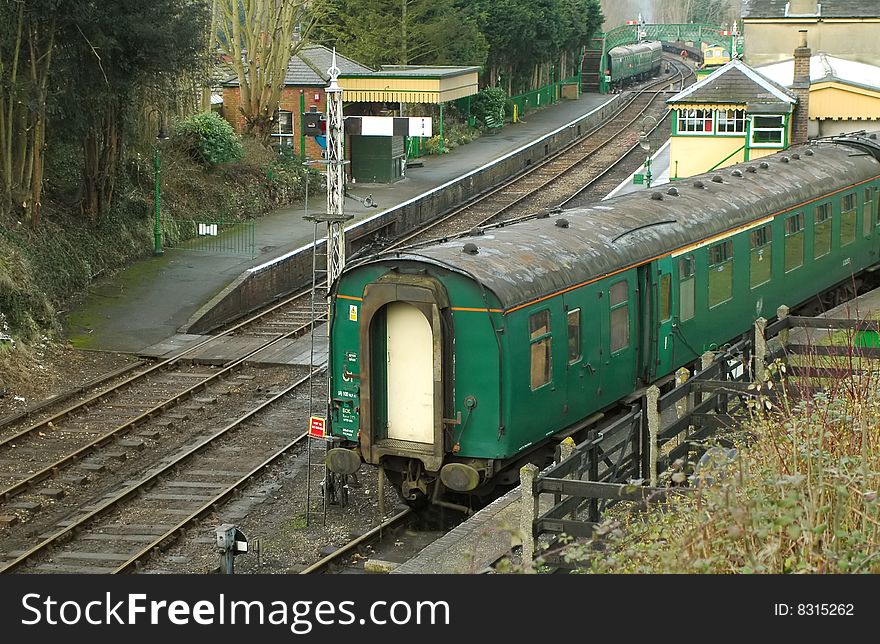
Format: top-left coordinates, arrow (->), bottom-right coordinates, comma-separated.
607,40 -> 663,90
701,42 -> 731,69
325,133 -> 880,508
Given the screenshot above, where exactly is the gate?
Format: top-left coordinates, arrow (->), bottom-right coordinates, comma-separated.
168,217 -> 256,258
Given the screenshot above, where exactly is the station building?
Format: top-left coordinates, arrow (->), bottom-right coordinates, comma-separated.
222,45 -> 372,162
666,60 -> 797,179
756,53 -> 880,138
222,45 -> 479,183
743,0 -> 880,68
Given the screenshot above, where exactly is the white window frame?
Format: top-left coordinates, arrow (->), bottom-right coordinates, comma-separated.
716,109 -> 746,135
271,109 -> 295,148
749,114 -> 785,148
676,108 -> 714,135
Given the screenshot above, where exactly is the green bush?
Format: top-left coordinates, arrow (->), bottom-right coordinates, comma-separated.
470,86 -> 507,128
173,112 -> 243,166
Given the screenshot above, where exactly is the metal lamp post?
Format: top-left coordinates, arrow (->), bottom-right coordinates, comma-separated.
638,115 -> 658,189
153,120 -> 169,256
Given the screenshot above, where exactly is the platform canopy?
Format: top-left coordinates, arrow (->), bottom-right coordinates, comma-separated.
339,65 -> 480,104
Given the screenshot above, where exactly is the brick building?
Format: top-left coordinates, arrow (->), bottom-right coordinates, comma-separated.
221,45 -> 373,161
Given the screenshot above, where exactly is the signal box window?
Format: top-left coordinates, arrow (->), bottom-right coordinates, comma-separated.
749,225 -> 772,288
679,256 -> 695,322
814,203 -> 832,259
717,109 -> 745,134
610,281 -> 629,353
567,309 -> 581,364
750,115 -> 784,146
784,213 -> 804,272
677,109 -> 713,133
841,193 -> 857,246
708,241 -> 733,307
529,310 -> 551,390
864,188 -> 874,237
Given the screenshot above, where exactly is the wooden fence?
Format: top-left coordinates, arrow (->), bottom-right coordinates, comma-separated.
519,304 -> 880,568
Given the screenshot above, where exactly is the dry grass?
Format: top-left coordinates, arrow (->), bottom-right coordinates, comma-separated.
548,331 -> 880,574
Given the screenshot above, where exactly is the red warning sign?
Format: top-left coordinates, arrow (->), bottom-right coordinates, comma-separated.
309,416 -> 326,439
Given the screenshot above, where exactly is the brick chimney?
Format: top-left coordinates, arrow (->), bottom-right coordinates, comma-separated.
791,30 -> 811,145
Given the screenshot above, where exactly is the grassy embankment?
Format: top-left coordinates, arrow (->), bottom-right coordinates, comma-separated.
532,324 -> 880,573
0,141 -> 316,391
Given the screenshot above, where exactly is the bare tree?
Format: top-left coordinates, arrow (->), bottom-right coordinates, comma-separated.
217,0 -> 323,142
201,0 -> 221,112
0,2 -> 55,229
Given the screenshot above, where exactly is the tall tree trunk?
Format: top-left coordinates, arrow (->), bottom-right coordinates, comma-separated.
0,6 -> 54,229
201,0 -> 220,112
217,0 -> 318,143
401,0 -> 408,65
82,108 -> 120,221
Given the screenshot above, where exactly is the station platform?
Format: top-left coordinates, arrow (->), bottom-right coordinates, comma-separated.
64,92 -> 614,354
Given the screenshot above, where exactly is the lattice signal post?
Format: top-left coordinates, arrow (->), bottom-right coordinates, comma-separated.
304,50 -> 352,527
302,55 -> 436,524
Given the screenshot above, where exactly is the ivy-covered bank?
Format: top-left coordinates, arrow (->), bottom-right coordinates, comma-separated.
0,138 -> 315,345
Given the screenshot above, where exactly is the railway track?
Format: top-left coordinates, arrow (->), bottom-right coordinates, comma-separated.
298,508 -> 412,574
386,58 -> 695,250
0,370 -> 318,573
0,64 -> 694,574
0,319 -> 318,503
560,106 -> 673,208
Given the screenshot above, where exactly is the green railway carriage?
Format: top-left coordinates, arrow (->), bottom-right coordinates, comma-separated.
608,41 -> 662,88
327,134 -> 880,506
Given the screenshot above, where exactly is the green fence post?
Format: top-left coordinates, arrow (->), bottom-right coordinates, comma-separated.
299,91 -> 306,161
439,103 -> 445,154
153,146 -> 163,256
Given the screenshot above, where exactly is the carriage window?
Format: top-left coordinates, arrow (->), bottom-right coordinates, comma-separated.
865,188 -> 874,237
875,188 -> 880,227
529,310 -> 551,390
567,309 -> 581,364
749,225 -> 772,288
610,281 -> 629,353
784,213 -> 804,272
841,193 -> 857,247
814,203 -> 832,258
679,256 -> 695,322
708,241 -> 733,307
659,274 -> 672,322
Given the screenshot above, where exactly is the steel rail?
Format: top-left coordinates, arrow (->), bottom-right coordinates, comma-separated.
389,60 -> 695,249
0,316 -> 317,501
387,58 -> 691,251
0,283 -> 315,449
383,73 -> 672,249
298,509 -> 413,575
470,67 -> 687,228
558,103 -> 676,208
0,360 -> 146,431
1,370 -> 318,574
